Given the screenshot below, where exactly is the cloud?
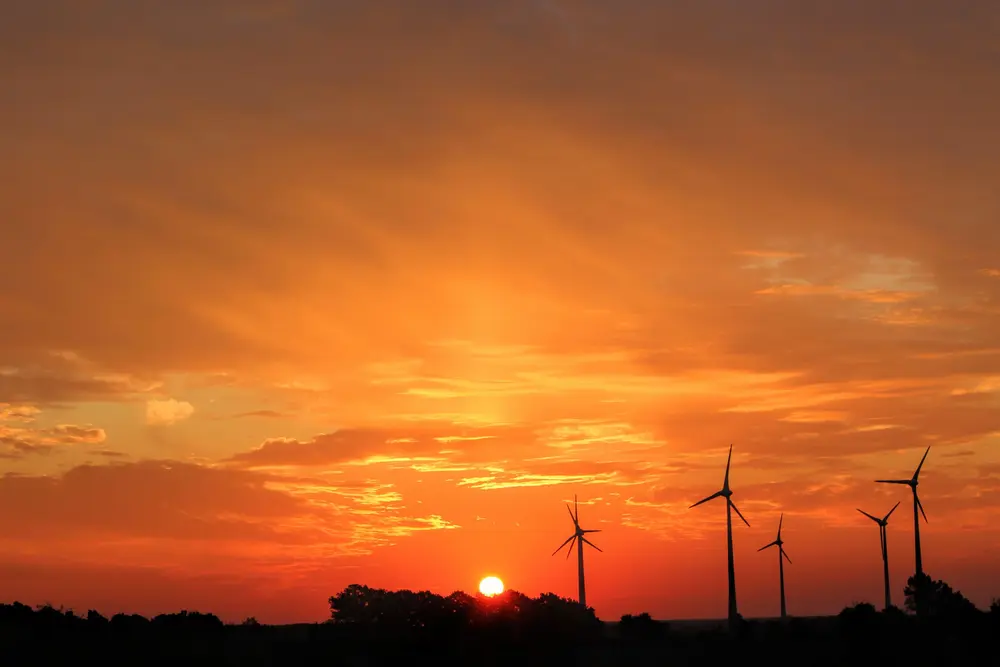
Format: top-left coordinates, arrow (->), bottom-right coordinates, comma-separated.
754,283 -> 924,304
456,471 -> 621,491
93,449 -> 128,458
0,403 -> 41,421
0,355 -> 158,404
145,399 -> 195,426
230,409 -> 287,419
226,424 -> 542,470
0,403 -> 106,457
0,459 -> 461,563
224,420 -> 676,495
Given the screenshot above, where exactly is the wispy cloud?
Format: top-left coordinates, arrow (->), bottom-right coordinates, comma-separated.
0,404 -> 105,457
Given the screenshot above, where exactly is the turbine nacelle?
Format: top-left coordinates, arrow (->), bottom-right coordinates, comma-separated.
857,501 -> 901,528
875,447 -> 930,523
552,494 -> 603,559
689,445 -> 750,528
758,514 -> 791,562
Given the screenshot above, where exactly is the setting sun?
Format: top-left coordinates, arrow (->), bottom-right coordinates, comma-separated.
478,576 -> 505,597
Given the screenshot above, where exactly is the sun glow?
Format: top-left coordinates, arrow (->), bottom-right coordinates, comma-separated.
478,576 -> 505,596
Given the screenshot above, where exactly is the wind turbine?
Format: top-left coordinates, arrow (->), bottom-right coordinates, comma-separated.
552,494 -> 602,608
689,444 -> 750,627
875,446 -> 930,575
757,513 -> 791,619
857,501 -> 901,610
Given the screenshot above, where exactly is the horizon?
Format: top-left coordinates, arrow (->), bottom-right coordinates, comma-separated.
2,0 -> 999,625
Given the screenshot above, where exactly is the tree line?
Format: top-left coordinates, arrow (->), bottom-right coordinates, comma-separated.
0,572 -> 997,665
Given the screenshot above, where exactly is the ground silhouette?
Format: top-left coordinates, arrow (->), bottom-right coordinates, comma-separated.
1,574 -> 996,665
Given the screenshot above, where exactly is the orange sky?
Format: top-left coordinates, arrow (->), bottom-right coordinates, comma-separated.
2,0 -> 999,623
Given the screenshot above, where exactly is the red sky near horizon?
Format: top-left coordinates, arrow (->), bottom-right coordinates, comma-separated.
2,0 -> 999,624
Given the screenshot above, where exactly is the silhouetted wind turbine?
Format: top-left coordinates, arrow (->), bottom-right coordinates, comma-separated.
757,513 -> 791,619
689,445 -> 750,628
551,494 -> 602,608
857,501 -> 901,610
875,446 -> 930,575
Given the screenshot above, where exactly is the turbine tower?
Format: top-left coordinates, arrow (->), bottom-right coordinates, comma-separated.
875,446 -> 930,575
689,444 -> 750,628
757,513 -> 791,619
552,494 -> 602,608
857,501 -> 901,610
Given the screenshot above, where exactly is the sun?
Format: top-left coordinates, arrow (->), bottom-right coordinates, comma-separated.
478,576 -> 505,596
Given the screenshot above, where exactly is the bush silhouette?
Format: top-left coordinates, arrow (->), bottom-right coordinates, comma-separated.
619,612 -> 668,639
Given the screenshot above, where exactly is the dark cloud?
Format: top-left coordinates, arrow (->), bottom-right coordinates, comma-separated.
0,367 -> 149,404
0,461 -> 319,541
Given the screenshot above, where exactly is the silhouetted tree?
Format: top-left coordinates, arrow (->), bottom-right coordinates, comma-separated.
152,610 -> 224,635
904,573 -> 980,620
86,610 -> 108,626
619,612 -> 668,640
838,602 -> 879,640
326,584 -> 601,645
109,612 -> 150,635
329,583 -> 382,626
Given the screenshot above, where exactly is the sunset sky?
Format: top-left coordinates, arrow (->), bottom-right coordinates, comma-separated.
2,0 -> 999,623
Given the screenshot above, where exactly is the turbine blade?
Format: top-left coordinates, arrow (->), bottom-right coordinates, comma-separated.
781,547 -> 792,564
913,446 -> 930,480
758,540 -> 778,552
883,501 -> 901,522
724,444 -> 733,487
567,503 -> 578,527
777,513 -> 783,538
689,490 -> 724,509
582,529 -> 602,534
581,536 -> 602,552
552,534 -> 575,557
855,508 -> 882,525
880,527 -> 887,561
729,499 -> 750,527
915,492 -> 928,523
857,508 -> 881,523
574,494 -> 579,523
875,479 -> 910,485
566,535 -> 577,559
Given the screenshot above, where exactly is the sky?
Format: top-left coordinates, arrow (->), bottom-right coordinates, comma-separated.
1,0 -> 999,623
